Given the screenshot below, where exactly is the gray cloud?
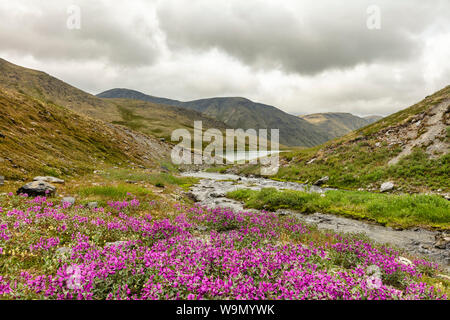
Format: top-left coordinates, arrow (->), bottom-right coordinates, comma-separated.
0,0 -> 160,66
0,0 -> 448,117
156,0 -> 445,75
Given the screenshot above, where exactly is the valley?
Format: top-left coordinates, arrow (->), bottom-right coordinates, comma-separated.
0,58 -> 449,300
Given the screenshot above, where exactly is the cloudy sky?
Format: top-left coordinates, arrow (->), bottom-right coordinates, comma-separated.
0,0 -> 449,116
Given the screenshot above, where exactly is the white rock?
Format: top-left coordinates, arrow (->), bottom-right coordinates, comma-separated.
397,256 -> 413,267
380,182 -> 394,192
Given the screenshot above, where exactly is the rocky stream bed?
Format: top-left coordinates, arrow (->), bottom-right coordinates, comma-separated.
182,171 -> 450,272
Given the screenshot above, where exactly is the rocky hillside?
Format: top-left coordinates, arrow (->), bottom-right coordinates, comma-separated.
241,86 -> 450,194
299,112 -> 383,140
97,88 -> 333,147
0,86 -> 170,180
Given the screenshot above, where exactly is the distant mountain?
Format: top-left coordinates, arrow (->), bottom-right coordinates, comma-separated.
98,88 -> 183,107
364,115 -> 384,123
97,89 -> 332,147
299,112 -> 384,139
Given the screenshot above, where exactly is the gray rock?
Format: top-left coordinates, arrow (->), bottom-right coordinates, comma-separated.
184,192 -> 198,202
33,176 -> 65,184
313,176 -> 329,186
17,181 -> 56,197
88,202 -> 98,209
380,182 -> 395,192
62,197 -> 76,206
434,234 -> 450,249
210,192 -> 225,198
0,176 -> 4,186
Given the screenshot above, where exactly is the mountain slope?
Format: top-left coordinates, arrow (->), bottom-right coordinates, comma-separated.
97,89 -> 332,147
299,112 -> 383,139
0,58 -> 121,121
0,87 -> 170,180
98,88 -> 183,107
241,86 -> 450,193
0,58 -> 229,142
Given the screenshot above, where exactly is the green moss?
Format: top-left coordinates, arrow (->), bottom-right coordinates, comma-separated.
77,184 -> 154,200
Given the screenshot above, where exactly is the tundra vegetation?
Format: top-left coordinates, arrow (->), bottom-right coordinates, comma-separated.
0,181 -> 448,300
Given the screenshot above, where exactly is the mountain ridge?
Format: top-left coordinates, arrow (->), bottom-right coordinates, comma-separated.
98,88 -> 340,147
0,58 -> 230,143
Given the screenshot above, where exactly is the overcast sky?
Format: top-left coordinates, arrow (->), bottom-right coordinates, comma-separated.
0,0 -> 449,116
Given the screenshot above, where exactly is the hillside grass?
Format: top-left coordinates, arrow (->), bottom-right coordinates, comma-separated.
227,188 -> 450,230
99,168 -> 198,191
237,86 -> 450,193
271,148 -> 449,192
0,88 -> 167,181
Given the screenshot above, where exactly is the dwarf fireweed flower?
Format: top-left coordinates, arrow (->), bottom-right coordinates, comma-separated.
0,193 -> 446,300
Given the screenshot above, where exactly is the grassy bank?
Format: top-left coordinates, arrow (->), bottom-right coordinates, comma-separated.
227,188 -> 450,230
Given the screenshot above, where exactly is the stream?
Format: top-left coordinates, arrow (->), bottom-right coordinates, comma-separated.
182,171 -> 450,271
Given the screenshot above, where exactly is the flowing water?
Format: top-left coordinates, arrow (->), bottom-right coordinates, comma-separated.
181,171 -> 449,271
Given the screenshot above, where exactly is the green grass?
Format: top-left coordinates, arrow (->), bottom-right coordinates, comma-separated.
205,165 -> 233,174
100,169 -> 199,191
242,146 -> 449,193
77,184 -> 153,200
227,188 -> 450,230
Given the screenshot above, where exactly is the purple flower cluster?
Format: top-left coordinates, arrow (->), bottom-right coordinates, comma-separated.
0,194 -> 446,300
29,237 -> 61,252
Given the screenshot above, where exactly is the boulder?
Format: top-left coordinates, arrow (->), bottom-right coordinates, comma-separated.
88,202 -> 98,209
380,182 -> 394,192
313,176 -> 329,186
17,181 -> 56,197
33,176 -> 65,184
0,176 -> 4,186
